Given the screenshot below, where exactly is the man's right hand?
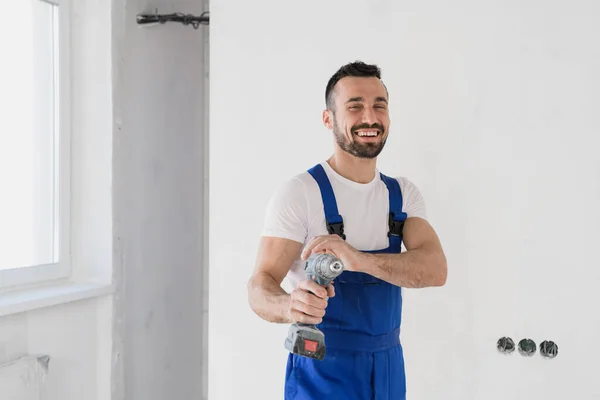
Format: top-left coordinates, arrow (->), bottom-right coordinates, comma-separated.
287,279 -> 335,325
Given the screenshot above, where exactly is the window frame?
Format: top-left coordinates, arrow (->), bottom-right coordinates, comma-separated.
0,0 -> 72,291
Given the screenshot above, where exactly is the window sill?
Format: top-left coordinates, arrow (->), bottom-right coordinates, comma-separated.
0,280 -> 114,317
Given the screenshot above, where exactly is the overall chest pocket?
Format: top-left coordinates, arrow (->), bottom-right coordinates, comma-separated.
324,271 -> 402,335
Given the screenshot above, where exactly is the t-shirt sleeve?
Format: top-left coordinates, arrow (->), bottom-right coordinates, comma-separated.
397,177 -> 428,221
260,177 -> 309,244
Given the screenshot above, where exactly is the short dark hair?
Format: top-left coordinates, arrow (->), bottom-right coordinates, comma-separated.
325,61 -> 383,110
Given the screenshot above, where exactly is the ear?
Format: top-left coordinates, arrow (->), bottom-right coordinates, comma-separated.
322,109 -> 334,130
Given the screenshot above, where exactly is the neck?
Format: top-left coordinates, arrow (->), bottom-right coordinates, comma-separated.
327,147 -> 377,184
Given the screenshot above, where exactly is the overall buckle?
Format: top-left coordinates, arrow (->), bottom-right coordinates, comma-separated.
327,221 -> 347,240
388,213 -> 405,237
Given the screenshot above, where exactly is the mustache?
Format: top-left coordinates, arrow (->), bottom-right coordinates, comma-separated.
351,123 -> 385,134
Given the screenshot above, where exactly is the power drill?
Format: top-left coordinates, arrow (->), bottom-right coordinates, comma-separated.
284,253 -> 344,361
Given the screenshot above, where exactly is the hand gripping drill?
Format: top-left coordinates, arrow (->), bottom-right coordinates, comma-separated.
284,253 -> 344,360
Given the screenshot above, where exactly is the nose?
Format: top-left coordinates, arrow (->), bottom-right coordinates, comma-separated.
361,107 -> 378,125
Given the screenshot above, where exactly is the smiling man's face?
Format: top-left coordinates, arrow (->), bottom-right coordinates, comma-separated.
323,76 -> 390,159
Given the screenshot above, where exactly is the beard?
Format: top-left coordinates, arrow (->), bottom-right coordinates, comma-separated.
332,119 -> 387,159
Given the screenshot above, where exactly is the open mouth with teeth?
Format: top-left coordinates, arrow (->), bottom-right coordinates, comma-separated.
354,130 -> 381,138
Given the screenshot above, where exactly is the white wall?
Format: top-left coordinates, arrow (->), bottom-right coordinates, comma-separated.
112,0 -> 208,399
0,297 -> 112,399
209,1 -> 600,399
0,355 -> 51,399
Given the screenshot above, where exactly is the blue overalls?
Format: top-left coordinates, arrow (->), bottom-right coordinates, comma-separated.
284,163 -> 408,400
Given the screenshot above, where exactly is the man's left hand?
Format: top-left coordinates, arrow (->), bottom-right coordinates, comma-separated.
300,234 -> 368,272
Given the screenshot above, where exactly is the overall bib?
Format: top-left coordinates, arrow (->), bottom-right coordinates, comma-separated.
284,164 -> 408,400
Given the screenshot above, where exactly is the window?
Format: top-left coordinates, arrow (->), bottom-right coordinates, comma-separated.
0,0 -> 70,289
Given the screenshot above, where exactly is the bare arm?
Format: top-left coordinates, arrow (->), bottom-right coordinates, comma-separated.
301,217 -> 447,289
247,236 -> 301,323
362,217 -> 447,288
247,236 -> 333,324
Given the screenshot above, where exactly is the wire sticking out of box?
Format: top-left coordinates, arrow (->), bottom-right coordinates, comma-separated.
136,10 -> 209,29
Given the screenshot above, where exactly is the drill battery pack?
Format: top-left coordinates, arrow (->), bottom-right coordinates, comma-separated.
284,323 -> 326,361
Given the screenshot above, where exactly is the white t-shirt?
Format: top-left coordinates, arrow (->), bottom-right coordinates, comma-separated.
261,161 -> 428,289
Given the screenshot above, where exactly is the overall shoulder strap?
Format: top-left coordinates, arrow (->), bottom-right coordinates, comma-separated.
307,164 -> 346,240
379,173 -> 408,251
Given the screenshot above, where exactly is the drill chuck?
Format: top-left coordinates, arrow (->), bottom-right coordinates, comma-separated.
305,253 -> 344,286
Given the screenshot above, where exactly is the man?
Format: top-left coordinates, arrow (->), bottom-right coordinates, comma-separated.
247,61 -> 447,399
